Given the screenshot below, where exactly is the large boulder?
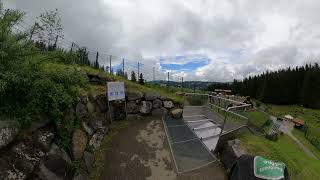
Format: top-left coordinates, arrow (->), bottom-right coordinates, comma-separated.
36,155 -> 72,180
151,108 -> 168,117
127,91 -> 143,101
126,101 -> 139,114
89,129 -> 106,150
163,101 -> 174,109
76,102 -> 88,120
72,129 -> 88,160
152,99 -> 162,109
139,101 -> 152,114
95,95 -> 108,113
82,122 -> 93,136
49,143 -> 72,164
171,109 -> 183,119
220,139 -> 246,169
144,92 -> 160,101
83,151 -> 94,172
86,101 -> 95,113
0,121 -> 20,149
33,130 -> 55,152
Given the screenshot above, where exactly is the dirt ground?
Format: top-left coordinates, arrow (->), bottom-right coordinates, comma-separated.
100,115 -> 227,180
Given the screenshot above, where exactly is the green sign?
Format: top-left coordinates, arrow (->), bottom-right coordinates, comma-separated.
254,156 -> 285,180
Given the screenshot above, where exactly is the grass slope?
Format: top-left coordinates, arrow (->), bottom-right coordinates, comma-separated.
239,133 -> 320,180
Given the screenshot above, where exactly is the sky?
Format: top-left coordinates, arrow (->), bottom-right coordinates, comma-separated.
3,0 -> 320,82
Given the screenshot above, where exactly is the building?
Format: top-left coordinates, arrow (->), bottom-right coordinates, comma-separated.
214,89 -> 232,95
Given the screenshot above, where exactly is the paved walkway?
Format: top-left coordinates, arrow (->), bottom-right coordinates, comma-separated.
100,116 -> 227,180
270,116 -> 318,159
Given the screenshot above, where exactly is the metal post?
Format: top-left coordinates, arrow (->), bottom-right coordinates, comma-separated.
153,67 -> 155,81
122,58 -> 125,76
53,35 -> 59,49
29,23 -> 37,41
167,72 -> 169,87
70,42 -> 74,52
181,77 -> 184,92
138,62 -> 140,77
95,52 -> 99,68
109,55 -> 112,74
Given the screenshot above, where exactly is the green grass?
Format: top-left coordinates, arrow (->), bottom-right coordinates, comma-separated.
266,104 -> 320,147
239,133 -> 320,180
244,110 -> 269,128
90,121 -> 128,180
292,129 -> 320,159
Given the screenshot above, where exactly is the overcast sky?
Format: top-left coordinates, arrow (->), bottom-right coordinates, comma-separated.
4,0 -> 320,82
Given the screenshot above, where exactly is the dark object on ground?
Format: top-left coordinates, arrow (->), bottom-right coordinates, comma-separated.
229,154 -> 290,180
220,139 -> 245,169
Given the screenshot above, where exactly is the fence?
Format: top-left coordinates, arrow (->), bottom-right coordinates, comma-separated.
12,20 -> 187,90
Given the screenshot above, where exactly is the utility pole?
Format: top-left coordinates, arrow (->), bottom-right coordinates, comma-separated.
181,77 -> 184,92
193,84 -> 196,93
95,52 -> 99,68
167,72 -> 170,87
138,62 -> 140,77
153,67 -> 155,81
109,55 -> 112,74
122,58 -> 125,76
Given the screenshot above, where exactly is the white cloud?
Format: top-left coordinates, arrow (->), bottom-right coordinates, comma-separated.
4,0 -> 320,81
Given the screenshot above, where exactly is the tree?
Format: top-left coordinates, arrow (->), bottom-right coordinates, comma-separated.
130,71 -> 136,82
138,73 -> 144,85
36,9 -> 63,50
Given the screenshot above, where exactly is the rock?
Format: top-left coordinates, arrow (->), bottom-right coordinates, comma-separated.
34,130 -> 55,152
163,101 -> 174,109
220,139 -> 246,169
28,116 -> 51,132
139,101 -> 152,114
86,101 -> 95,113
144,92 -> 160,101
152,99 -> 162,109
95,95 -> 108,113
171,109 -> 183,119
49,143 -> 72,164
73,173 -> 89,180
151,108 -> 168,117
72,129 -> 88,160
83,151 -> 94,172
89,113 -> 106,131
89,130 -> 106,150
127,91 -> 143,101
126,101 -> 139,114
159,96 -> 167,101
4,141 -> 46,179
82,122 -> 93,136
76,102 -> 88,120
0,121 -> 20,149
80,96 -> 89,104
36,155 -> 72,180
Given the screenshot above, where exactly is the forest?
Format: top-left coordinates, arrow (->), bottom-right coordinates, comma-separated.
207,64 -> 320,108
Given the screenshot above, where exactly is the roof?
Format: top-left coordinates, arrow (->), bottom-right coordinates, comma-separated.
293,119 -> 305,126
284,114 -> 294,120
214,89 -> 232,93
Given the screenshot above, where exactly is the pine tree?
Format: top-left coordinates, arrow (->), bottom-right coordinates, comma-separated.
138,73 -> 144,85
130,71 -> 136,82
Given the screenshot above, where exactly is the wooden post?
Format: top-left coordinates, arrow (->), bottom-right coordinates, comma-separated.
95,52 -> 99,68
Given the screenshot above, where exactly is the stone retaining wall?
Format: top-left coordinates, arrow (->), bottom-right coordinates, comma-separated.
0,90 -> 179,180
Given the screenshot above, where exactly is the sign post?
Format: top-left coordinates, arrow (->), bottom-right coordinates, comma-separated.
107,82 -> 127,122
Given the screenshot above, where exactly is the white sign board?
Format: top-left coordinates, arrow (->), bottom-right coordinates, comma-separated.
107,82 -> 125,101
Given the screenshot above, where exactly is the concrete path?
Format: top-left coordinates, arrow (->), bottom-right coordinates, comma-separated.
100,116 -> 227,180
270,116 -> 318,159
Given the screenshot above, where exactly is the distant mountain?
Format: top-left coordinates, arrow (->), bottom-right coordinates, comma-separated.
147,80 -> 220,89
